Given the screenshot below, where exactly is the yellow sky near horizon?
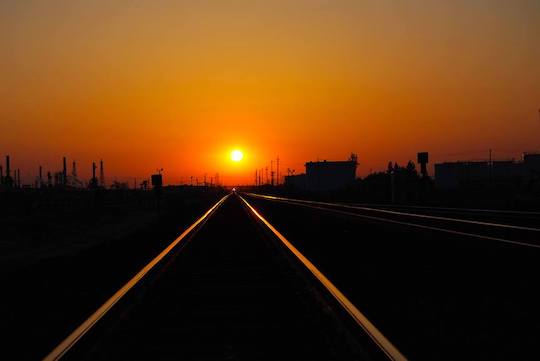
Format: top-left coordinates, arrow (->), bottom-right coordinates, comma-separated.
1,0 -> 539,184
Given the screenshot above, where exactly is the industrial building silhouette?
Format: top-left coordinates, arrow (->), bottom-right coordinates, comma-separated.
434,153 -> 540,189
284,154 -> 358,191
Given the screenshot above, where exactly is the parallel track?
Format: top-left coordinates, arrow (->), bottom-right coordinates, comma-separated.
246,193 -> 540,249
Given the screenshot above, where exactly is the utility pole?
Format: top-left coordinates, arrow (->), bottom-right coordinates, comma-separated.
276,156 -> 280,185
270,160 -> 274,186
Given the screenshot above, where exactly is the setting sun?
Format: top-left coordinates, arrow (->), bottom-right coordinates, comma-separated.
231,150 -> 244,162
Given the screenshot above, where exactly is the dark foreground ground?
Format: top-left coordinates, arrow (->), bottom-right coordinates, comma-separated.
0,187 -> 224,360
245,194 -> 540,361
2,187 -> 538,360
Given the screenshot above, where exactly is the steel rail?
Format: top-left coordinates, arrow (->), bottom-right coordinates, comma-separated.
42,194 -> 230,361
246,193 -> 540,233
347,203 -> 540,216
247,194 -> 540,249
239,195 -> 408,361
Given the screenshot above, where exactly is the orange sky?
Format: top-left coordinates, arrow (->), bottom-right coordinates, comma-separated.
1,0 -> 540,185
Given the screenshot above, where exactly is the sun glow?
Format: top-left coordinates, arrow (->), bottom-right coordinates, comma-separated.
231,149 -> 244,162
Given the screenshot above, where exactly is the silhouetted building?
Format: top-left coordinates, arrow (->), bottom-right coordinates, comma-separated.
435,161 -> 491,188
284,173 -> 307,189
435,152 -> 540,188
286,154 -> 357,191
523,153 -> 540,181
492,160 -> 521,182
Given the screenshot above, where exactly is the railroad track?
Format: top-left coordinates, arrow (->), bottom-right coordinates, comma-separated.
245,193 -> 540,249
42,193 -> 406,361
242,192 -> 540,360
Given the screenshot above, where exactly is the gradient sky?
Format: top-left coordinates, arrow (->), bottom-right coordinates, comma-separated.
1,0 -> 539,185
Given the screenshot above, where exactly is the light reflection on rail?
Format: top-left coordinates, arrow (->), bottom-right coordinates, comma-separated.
246,193 -> 540,249
240,195 -> 408,361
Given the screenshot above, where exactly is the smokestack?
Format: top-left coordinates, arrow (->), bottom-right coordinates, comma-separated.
99,159 -> 105,187
90,162 -> 98,188
0,165 -> 3,180
39,166 -> 43,188
72,161 -> 77,178
63,157 -> 67,186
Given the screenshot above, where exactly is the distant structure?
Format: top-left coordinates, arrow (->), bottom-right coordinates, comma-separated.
434,152 -> 540,188
72,161 -> 77,179
284,172 -> 307,189
417,152 -> 429,178
276,156 -> 280,185
270,160 -> 274,186
38,165 -> 43,188
285,154 -> 358,191
99,159 -> 105,188
3,155 -> 13,188
89,162 -> 99,188
62,156 -> 67,186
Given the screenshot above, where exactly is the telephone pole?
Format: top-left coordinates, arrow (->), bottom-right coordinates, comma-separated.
276,156 -> 280,185
270,160 -> 274,186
